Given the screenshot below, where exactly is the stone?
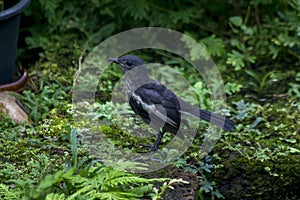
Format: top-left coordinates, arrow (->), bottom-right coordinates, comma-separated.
0,91 -> 29,124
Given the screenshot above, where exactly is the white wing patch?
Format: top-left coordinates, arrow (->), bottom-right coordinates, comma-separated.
131,92 -> 178,128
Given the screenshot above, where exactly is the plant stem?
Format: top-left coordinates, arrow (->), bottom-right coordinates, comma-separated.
244,5 -> 251,25
0,0 -> 3,12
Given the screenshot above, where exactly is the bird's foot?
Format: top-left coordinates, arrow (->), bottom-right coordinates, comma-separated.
140,143 -> 159,152
140,143 -> 153,149
140,143 -> 157,151
132,150 -> 165,163
146,151 -> 165,163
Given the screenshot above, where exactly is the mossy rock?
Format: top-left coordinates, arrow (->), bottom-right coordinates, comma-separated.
214,150 -> 300,199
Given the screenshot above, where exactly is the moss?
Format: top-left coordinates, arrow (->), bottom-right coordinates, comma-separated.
36,106 -> 73,138
212,97 -> 300,199
0,136 -> 65,181
0,108 -> 73,182
213,151 -> 300,199
94,124 -> 157,150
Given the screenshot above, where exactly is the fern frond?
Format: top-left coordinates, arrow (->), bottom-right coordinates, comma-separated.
121,0 -> 149,20
63,164 -> 167,200
200,35 -> 226,56
45,193 -> 65,200
0,184 -> 21,199
91,190 -> 142,200
104,176 -> 152,188
66,184 -> 95,200
111,160 -> 150,172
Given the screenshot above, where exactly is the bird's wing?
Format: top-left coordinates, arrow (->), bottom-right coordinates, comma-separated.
130,82 -> 180,128
178,98 -> 236,132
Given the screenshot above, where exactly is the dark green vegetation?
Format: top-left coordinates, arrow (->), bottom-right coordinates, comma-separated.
1,0 -> 300,199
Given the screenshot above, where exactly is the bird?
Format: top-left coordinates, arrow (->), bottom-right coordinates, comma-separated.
109,55 -> 235,152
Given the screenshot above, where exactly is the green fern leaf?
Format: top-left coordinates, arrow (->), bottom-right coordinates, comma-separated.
121,0 -> 149,20
0,184 -> 21,200
45,193 -> 65,200
200,35 -> 226,56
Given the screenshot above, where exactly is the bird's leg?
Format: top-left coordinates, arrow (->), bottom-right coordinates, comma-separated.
140,131 -> 165,151
151,131 -> 164,152
135,131 -> 166,162
146,131 -> 165,162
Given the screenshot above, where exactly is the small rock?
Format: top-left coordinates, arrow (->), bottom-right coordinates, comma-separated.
0,92 -> 29,124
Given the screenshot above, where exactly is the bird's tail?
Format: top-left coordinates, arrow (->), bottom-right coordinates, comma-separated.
179,102 -> 235,132
198,109 -> 235,132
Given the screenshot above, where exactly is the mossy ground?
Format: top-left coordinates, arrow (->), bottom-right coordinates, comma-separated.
1,11 -> 300,198
1,63 -> 299,199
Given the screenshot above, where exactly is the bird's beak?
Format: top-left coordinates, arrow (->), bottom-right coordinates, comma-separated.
108,57 -> 119,64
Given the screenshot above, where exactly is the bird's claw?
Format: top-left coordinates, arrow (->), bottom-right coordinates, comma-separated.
147,151 -> 164,162
132,150 -> 165,163
140,143 -> 153,149
140,143 -> 158,152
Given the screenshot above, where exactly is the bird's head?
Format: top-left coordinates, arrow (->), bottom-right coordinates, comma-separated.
109,55 -> 145,72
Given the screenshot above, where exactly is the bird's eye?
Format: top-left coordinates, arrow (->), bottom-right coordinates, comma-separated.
126,61 -> 132,66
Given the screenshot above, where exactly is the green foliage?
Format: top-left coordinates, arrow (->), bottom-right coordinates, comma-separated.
0,112 -> 68,185
229,16 -> 243,27
8,0 -> 300,199
172,156 -> 224,199
23,0 -> 117,51
121,0 -> 149,20
225,99 -> 300,162
187,81 -> 211,109
233,99 -> 258,120
200,35 -> 226,57
14,63 -> 72,123
151,178 -> 189,200
214,96 -> 300,198
244,70 -> 277,94
226,2 -> 300,70
288,72 -> 300,99
0,126 -> 167,200
0,0 -> 3,12
0,169 -> 182,200
0,184 -> 20,200
45,193 -> 65,200
224,82 -> 242,95
18,82 -> 68,123
226,50 -> 256,71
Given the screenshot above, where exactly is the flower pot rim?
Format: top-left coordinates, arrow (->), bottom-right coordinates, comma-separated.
0,69 -> 29,91
0,0 -> 30,21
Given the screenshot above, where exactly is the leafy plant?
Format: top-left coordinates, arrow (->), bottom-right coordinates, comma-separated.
226,50 -> 256,71
288,72 -> 300,99
0,126 -> 168,200
226,2 -> 300,71
17,81 -> 69,123
172,156 -> 224,199
245,70 -> 277,94
224,82 -> 242,95
224,98 -> 300,162
288,83 -> 300,99
187,81 -> 211,110
151,178 -> 189,200
232,99 -> 259,120
199,35 -> 226,57
9,0 -> 300,199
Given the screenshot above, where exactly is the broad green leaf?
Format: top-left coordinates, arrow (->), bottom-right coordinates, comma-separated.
229,16 -> 243,27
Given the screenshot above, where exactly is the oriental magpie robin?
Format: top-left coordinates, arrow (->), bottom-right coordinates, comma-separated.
109,55 -> 235,151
